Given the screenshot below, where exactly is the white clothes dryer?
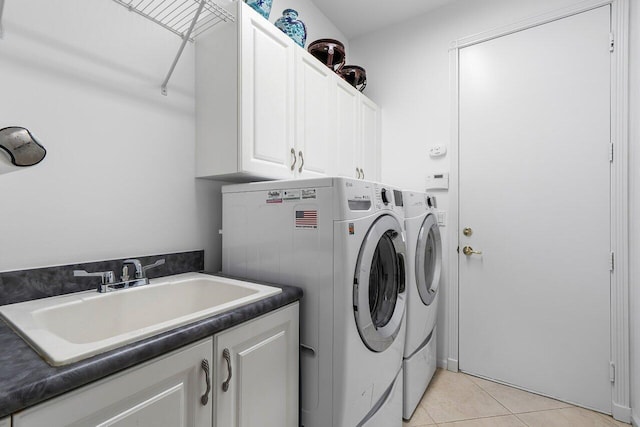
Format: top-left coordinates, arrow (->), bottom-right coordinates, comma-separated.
222,177 -> 407,427
401,191 -> 442,420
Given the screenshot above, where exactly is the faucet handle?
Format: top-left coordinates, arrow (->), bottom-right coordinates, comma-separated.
142,259 -> 165,276
73,270 -> 115,284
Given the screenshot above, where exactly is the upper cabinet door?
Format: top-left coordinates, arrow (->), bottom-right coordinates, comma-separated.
335,79 -> 360,179
295,50 -> 336,178
240,8 -> 295,179
360,94 -> 380,182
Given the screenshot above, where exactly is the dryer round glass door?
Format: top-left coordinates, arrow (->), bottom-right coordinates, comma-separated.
415,213 -> 442,305
354,215 -> 406,352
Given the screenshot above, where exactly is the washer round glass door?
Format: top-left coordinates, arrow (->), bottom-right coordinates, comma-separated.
354,215 -> 406,352
415,212 -> 442,305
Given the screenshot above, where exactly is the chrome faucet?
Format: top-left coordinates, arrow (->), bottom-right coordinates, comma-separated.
123,258 -> 165,280
74,258 -> 166,293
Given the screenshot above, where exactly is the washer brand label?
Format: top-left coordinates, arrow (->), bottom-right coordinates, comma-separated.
266,191 -> 282,204
301,189 -> 317,200
348,222 -> 355,235
295,210 -> 318,229
283,190 -> 301,201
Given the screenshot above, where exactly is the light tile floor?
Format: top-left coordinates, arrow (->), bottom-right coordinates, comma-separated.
404,369 -> 630,427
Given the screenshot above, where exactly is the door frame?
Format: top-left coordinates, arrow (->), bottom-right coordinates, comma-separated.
447,0 -> 630,421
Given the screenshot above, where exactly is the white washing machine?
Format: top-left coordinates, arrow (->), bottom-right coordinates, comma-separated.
222,177 -> 407,427
401,191 -> 442,420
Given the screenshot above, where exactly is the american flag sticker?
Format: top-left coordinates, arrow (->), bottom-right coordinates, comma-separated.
295,210 -> 318,229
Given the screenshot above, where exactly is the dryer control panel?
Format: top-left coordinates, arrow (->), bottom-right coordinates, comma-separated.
374,184 -> 404,214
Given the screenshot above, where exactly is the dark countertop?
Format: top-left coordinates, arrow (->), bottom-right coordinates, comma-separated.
0,274 -> 302,418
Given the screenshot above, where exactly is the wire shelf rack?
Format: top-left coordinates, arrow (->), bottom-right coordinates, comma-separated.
111,0 -> 236,95
112,0 -> 235,42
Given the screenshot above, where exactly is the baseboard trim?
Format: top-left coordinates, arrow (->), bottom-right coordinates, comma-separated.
612,403 -> 632,423
447,358 -> 459,372
437,358 -> 448,369
630,412 -> 639,427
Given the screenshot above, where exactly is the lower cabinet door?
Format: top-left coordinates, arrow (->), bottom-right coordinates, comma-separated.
0,416 -> 9,427
214,303 -> 299,427
13,338 -> 213,427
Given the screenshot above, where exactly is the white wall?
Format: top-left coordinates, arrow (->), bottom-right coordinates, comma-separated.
0,0 -> 224,272
0,0 -> 346,275
349,2 -> 638,411
629,1 -> 640,424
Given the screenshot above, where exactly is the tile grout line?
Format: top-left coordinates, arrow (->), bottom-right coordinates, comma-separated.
513,412 -> 532,427
436,413 -> 535,426
420,371 -> 511,425
421,371 -> 628,427
466,375 -> 513,417
462,373 -> 581,419
461,373 -> 516,416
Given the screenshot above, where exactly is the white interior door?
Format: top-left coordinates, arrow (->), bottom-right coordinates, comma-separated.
458,6 -> 611,413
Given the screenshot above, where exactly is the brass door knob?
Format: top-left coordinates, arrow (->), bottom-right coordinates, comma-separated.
463,227 -> 473,236
462,246 -> 482,256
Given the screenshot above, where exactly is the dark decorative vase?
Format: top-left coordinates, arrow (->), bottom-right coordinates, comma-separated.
340,65 -> 367,92
275,9 -> 307,48
245,0 -> 273,20
307,39 -> 346,72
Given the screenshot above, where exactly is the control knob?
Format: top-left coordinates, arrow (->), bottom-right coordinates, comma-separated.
380,188 -> 390,205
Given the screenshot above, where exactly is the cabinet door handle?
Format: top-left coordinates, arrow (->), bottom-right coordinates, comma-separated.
222,348 -> 232,392
298,150 -> 304,173
356,167 -> 361,179
290,148 -> 297,171
360,168 -> 365,179
200,359 -> 211,405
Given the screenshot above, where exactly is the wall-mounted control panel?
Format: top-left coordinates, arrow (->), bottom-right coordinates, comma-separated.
426,173 -> 449,191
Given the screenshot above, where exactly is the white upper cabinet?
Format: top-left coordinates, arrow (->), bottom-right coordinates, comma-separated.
196,2 -> 295,181
359,94 -> 381,181
335,78 -> 360,179
295,49 -> 336,178
335,79 -> 381,182
240,8 -> 295,179
195,1 -> 380,182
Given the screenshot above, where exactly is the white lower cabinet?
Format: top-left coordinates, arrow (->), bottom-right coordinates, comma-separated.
13,338 -> 213,427
214,304 -> 299,427
0,416 -> 10,427
12,303 -> 299,427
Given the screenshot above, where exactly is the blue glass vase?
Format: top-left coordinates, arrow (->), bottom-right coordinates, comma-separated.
275,9 -> 307,48
245,0 -> 273,20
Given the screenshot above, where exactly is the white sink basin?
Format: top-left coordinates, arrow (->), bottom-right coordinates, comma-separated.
0,273 -> 281,366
